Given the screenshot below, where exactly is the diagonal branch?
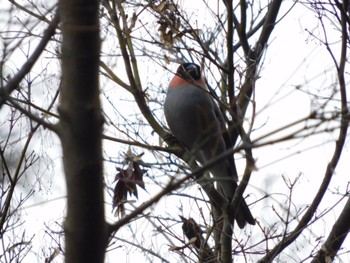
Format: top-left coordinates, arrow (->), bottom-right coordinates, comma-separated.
311,195 -> 350,262
107,160 -> 225,235
258,1 -> 349,261
102,0 -> 168,139
310,1 -> 350,261
0,10 -> 59,108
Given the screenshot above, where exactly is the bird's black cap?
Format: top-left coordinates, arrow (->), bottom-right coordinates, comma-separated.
177,63 -> 201,80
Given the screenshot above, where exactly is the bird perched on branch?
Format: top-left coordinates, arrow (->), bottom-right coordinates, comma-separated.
164,62 -> 255,228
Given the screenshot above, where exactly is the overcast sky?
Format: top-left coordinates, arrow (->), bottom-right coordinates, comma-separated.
2,1 -> 350,262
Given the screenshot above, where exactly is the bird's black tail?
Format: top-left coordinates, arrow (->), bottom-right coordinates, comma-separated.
234,198 -> 255,229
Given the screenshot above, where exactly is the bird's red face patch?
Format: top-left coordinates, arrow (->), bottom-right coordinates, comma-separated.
168,74 -> 207,90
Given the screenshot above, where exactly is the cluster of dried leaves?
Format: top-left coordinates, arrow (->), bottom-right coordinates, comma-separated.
112,149 -> 147,217
150,0 -> 202,47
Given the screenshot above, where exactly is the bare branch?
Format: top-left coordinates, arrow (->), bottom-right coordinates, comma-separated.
0,10 -> 59,108
258,1 -> 350,261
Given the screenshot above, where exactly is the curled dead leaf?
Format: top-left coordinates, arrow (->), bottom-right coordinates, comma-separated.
112,149 -> 148,217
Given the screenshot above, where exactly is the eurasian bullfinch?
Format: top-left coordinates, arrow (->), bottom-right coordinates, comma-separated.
164,63 -> 255,228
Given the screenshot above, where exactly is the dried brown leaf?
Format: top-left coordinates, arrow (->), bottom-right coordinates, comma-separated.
112,150 -> 148,216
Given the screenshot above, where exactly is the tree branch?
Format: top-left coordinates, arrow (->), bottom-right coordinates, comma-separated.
102,0 -> 168,140
311,1 -> 350,261
0,9 -> 59,108
258,1 -> 349,261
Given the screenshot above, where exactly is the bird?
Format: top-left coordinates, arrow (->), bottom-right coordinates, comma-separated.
164,62 -> 255,228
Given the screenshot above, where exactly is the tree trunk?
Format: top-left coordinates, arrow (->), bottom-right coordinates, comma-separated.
59,0 -> 106,262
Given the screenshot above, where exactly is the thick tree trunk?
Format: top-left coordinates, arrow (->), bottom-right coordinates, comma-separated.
59,0 -> 106,262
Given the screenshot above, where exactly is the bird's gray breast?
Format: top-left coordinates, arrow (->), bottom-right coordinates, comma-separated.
164,86 -> 220,152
